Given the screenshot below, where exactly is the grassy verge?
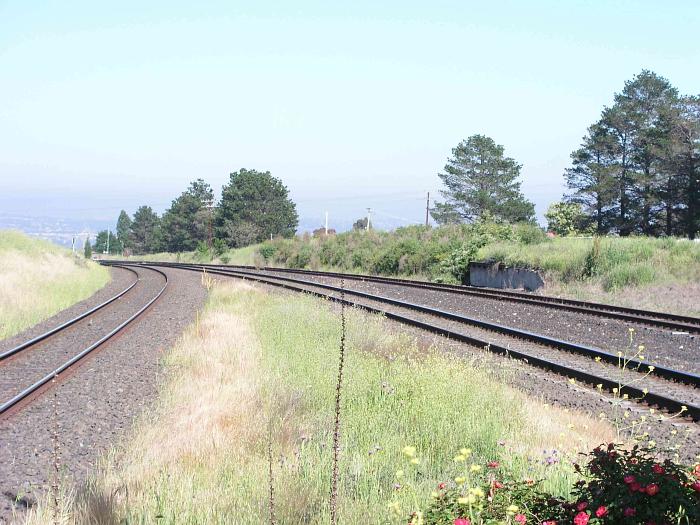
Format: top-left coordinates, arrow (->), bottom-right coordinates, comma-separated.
0,230 -> 110,340
27,281 -> 611,524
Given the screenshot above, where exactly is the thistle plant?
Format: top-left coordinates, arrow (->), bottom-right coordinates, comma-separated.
330,279 -> 347,525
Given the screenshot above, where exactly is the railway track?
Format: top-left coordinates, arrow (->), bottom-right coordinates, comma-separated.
209,264 -> 700,334
113,261 -> 700,421
0,264 -> 167,417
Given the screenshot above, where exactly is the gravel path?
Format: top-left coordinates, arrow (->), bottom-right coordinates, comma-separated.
252,269 -> 700,374
0,267 -> 207,524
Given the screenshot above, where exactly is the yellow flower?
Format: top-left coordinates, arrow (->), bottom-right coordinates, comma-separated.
457,497 -> 469,505
454,454 -> 466,462
431,491 -> 439,498
470,464 -> 482,473
410,458 -> 420,465
402,446 -> 416,458
612,387 -> 618,394
648,366 -> 655,372
459,448 -> 472,457
681,405 -> 688,412
617,351 -> 623,357
507,504 -> 519,514
623,393 -> 629,400
469,487 -> 484,498
568,378 -> 576,384
596,383 -> 603,390
594,356 -> 601,362
395,470 -> 404,479
455,476 -> 466,485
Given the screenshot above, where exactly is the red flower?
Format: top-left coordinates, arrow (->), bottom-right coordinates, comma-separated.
438,482 -> 446,490
541,522 -> 557,525
646,483 -> 660,496
492,480 -> 503,489
453,519 -> 471,525
692,464 -> 700,478
487,461 -> 500,469
624,508 -> 637,517
595,506 -> 608,518
573,512 -> 589,525
623,474 -> 636,484
629,481 -> 641,492
514,514 -> 526,524
690,481 -> 700,493
652,463 -> 665,475
576,502 -> 588,511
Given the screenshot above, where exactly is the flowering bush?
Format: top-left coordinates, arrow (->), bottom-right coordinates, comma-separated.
408,443 -> 700,525
569,443 -> 700,524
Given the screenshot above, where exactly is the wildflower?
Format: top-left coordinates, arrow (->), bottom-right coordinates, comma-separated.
454,454 -> 466,462
402,446 -> 416,457
573,511 -> 589,525
648,365 -> 655,372
596,383 -> 603,390
568,378 -> 576,384
492,480 -> 503,489
468,487 -> 484,498
623,507 -> 637,517
410,457 -> 420,465
487,461 -> 499,468
459,447 -> 472,457
541,522 -> 557,525
455,476 -> 466,485
453,519 -> 471,525
681,405 -> 687,412
438,482 -> 446,490
690,481 -> 700,493
395,470 -> 404,478
595,506 -> 608,518
623,474 -> 636,484
645,483 -> 660,496
594,356 -> 601,362
469,464 -> 482,473
387,501 -> 400,514
514,514 -> 526,524
652,463 -> 665,475
506,504 -> 519,515
576,501 -> 588,511
431,491 -> 439,498
617,351 -> 623,357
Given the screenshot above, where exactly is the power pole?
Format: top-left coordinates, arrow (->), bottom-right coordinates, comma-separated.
325,211 -> 329,235
366,208 -> 371,231
425,191 -> 430,227
71,236 -> 76,255
106,229 -> 110,255
207,205 -> 213,249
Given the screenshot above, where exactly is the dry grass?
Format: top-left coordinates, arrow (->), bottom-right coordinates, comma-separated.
0,230 -> 110,340
22,281 -> 613,524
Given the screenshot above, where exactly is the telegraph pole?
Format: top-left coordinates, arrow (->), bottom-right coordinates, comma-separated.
207,205 -> 213,249
325,211 -> 329,235
366,208 -> 371,231
106,229 -> 110,255
425,191 -> 430,227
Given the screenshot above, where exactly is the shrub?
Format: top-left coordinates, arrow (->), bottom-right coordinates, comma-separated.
258,243 -> 277,261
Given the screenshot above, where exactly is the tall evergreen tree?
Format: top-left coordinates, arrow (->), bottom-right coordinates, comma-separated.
129,206 -> 161,254
83,237 -> 92,259
669,95 -> 700,238
160,179 -> 215,252
93,230 -> 121,254
216,169 -> 298,247
565,123 -> 617,233
431,135 -> 535,224
116,210 -> 132,251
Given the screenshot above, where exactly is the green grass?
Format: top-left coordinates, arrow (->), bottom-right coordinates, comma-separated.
39,282 -> 608,524
0,230 -> 110,340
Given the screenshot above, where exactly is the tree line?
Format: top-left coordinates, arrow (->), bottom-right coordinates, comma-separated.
431,70 -> 698,239
89,169 -> 298,256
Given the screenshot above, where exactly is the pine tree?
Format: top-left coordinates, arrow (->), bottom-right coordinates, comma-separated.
431,135 -> 535,224
83,237 -> 92,259
129,206 -> 161,254
116,210 -> 132,252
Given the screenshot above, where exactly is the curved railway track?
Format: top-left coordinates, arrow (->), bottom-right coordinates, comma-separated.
0,264 -> 168,417
210,264 -> 700,334
116,261 -> 699,421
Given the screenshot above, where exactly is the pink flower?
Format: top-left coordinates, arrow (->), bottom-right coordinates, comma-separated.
492,480 -> 504,489
453,519 -> 471,525
652,463 -> 665,475
487,461 -> 500,469
629,481 -> 641,492
514,514 -> 526,524
691,481 -> 700,493
573,512 -> 589,525
595,506 -> 608,518
623,474 -> 636,484
576,501 -> 588,511
624,507 -> 637,517
541,522 -> 557,525
438,482 -> 446,490
646,483 -> 660,496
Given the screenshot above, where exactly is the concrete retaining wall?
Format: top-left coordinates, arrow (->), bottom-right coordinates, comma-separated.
468,261 -> 544,291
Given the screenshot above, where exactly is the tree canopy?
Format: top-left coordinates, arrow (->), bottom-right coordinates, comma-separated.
431,135 -> 535,224
116,210 -> 132,251
216,169 -> 298,247
565,70 -> 699,238
129,205 -> 161,254
160,179 -> 215,252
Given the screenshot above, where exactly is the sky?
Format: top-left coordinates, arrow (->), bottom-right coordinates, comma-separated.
1,0 -> 698,233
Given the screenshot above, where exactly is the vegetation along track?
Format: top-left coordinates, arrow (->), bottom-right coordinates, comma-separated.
0,264 -> 167,417
215,264 -> 700,334
112,261 -> 700,421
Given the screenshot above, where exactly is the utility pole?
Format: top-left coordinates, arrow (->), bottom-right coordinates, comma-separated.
425,191 -> 430,227
207,205 -> 213,249
325,211 -> 329,235
106,229 -> 110,255
71,236 -> 76,255
366,208 -> 371,231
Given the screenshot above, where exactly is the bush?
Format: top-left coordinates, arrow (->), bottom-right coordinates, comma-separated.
258,243 -> 276,261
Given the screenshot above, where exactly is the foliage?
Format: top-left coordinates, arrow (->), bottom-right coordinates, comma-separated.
93,230 -> 121,255
129,205 -> 161,254
432,135 -> 535,224
83,237 -> 92,259
565,70 -> 700,238
545,202 -> 588,236
160,179 -> 215,252
216,168 -> 298,247
353,216 -> 371,230
116,210 -> 132,251
414,443 -> 700,525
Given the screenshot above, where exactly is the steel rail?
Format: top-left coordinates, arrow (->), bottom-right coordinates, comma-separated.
207,264 -> 700,333
0,265 -> 168,416
0,265 -> 140,362
143,262 -> 700,421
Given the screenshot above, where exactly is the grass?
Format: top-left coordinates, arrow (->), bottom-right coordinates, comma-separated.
25,280 -> 612,524
0,230 -> 110,340
123,243 -> 262,266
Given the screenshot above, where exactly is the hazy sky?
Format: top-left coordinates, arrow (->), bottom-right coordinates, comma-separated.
1,1 -> 698,231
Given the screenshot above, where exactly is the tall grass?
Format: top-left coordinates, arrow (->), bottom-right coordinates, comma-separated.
0,230 -> 110,340
26,281 -> 611,524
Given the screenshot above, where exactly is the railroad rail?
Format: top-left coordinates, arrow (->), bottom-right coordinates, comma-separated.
207,264 -> 700,334
0,265 -> 168,416
121,261 -> 699,421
